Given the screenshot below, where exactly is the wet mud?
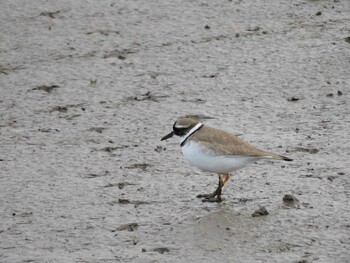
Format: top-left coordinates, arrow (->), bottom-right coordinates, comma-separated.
1,0 -> 349,262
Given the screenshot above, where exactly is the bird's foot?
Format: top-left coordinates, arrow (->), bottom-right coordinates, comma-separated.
196,192 -> 217,199
197,174 -> 224,203
196,190 -> 222,203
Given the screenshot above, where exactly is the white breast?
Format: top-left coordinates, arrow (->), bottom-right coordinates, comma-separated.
181,141 -> 258,173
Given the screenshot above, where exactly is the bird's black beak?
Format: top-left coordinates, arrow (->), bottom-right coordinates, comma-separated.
161,131 -> 174,141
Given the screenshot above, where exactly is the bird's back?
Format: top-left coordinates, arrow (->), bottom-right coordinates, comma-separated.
189,125 -> 278,158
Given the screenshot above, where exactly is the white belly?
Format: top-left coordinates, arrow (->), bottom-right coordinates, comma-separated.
181,141 -> 258,173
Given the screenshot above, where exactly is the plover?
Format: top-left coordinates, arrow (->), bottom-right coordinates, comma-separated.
161,117 -> 292,202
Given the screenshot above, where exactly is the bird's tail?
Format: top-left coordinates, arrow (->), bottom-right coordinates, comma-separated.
278,155 -> 293,161
270,153 -> 293,161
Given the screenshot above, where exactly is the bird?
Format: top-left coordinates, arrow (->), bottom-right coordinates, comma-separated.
161,117 -> 292,202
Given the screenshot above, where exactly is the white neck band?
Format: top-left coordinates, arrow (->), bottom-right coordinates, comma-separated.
179,123 -> 203,146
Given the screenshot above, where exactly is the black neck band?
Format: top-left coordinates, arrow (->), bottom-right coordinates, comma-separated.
180,124 -> 203,147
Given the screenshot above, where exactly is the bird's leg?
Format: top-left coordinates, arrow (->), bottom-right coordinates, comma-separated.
222,173 -> 231,186
197,174 -> 224,202
202,174 -> 224,202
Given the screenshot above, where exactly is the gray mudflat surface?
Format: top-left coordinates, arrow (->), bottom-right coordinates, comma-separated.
1,0 -> 349,262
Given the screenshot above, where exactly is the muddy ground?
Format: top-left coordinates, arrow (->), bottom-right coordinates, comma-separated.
1,0 -> 349,262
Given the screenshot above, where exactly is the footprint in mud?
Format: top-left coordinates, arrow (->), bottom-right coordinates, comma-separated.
45,103 -> 85,113
0,64 -> 25,75
96,145 -> 128,153
293,147 -> 319,154
49,106 -> 67,112
103,48 -> 138,59
107,198 -> 154,208
125,91 -> 169,102
39,11 -> 61,18
87,127 -> 107,133
184,114 -> 214,120
113,223 -> 139,232
38,128 -> 60,132
125,163 -> 152,171
85,170 -> 110,179
141,247 -> 171,254
181,98 -> 207,104
31,85 -> 60,93
152,247 -> 170,254
103,182 -> 135,189
91,145 -> 132,156
85,29 -> 120,36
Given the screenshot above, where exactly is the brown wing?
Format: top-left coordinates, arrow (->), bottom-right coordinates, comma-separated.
189,125 -> 273,157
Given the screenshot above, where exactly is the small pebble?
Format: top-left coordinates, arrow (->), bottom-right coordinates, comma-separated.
283,194 -> 299,203
252,206 -> 269,217
283,194 -> 300,208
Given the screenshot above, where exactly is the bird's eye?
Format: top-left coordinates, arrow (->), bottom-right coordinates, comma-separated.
173,126 -> 185,135
173,127 -> 180,133
173,122 -> 190,136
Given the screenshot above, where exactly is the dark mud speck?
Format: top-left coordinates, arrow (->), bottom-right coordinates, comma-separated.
153,247 -> 170,254
118,199 -> 131,204
287,96 -> 300,102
